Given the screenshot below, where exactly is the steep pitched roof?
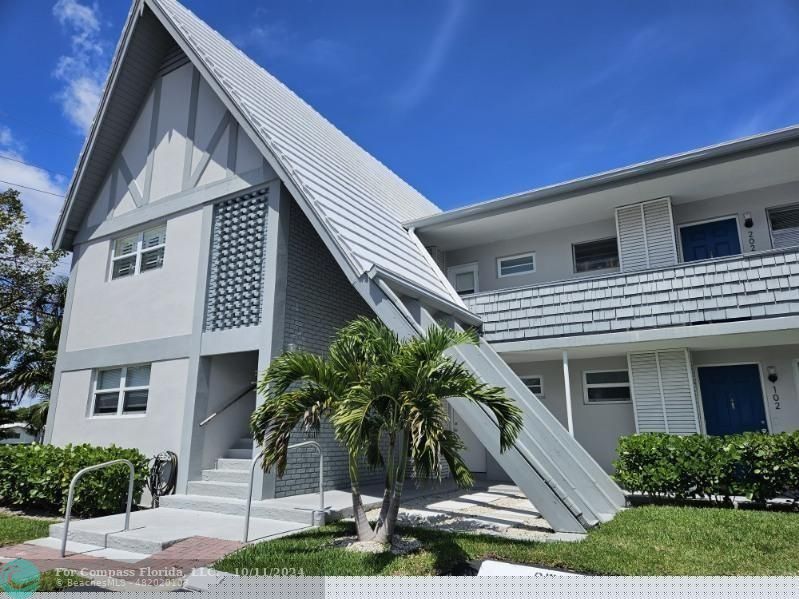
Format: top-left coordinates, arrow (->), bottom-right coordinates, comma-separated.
53,0 -> 462,308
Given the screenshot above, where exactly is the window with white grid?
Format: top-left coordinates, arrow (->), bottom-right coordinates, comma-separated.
91,365 -> 151,416
110,224 -> 166,279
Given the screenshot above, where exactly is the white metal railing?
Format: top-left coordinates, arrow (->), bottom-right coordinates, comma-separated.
243,441 -> 324,542
61,459 -> 135,557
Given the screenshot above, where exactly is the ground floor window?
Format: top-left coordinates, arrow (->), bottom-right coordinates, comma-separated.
583,370 -> 631,404
92,364 -> 151,416
520,375 -> 544,397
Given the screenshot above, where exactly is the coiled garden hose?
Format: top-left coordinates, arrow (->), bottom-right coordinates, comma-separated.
146,450 -> 178,508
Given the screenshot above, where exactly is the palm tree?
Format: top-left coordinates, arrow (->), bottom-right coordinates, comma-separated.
251,317 -> 522,545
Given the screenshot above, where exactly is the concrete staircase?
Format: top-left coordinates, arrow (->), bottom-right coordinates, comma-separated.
160,437 -> 319,525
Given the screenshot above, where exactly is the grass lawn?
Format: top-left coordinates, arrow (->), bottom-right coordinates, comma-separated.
0,513 -> 53,548
215,505 -> 799,576
0,513 -> 89,591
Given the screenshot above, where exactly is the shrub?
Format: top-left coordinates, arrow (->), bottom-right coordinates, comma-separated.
0,443 -> 148,517
614,432 -> 799,503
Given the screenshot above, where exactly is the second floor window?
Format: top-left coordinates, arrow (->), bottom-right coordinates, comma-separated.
448,263 -> 478,296
111,224 -> 167,279
573,237 -> 619,273
497,252 -> 535,278
768,204 -> 799,249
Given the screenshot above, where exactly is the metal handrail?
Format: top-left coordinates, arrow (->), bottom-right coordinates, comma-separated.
243,441 -> 324,542
61,459 -> 135,557
199,383 -> 256,427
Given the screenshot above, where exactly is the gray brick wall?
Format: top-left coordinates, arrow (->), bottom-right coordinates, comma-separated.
465,249 -> 799,343
275,201 -> 382,497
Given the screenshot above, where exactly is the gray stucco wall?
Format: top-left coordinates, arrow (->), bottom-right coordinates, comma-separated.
508,355 -> 636,473
50,358 -> 190,458
274,201 -> 381,497
691,344 -> 799,436
442,180 -> 799,296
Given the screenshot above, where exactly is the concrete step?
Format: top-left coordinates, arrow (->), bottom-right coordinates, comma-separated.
159,494 -> 315,524
231,437 -> 253,450
47,507 -> 310,553
27,537 -> 151,562
217,458 -> 252,470
187,480 -> 250,500
224,448 -> 252,459
202,468 -> 249,484
49,522 -> 168,555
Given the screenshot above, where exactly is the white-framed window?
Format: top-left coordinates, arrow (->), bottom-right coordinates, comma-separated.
447,263 -> 479,296
521,375 -> 544,398
91,364 -> 151,416
583,369 -> 631,404
110,224 -> 167,280
767,203 -> 799,249
573,237 -> 619,273
496,252 -> 535,278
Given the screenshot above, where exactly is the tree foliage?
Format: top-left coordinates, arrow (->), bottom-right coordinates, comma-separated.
251,317 -> 523,545
0,188 -> 65,435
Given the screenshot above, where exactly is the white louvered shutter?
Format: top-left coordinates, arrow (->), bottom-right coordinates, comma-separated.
628,353 -> 668,432
628,350 -> 700,434
643,199 -> 678,267
615,197 -> 677,271
657,350 -> 700,434
616,205 -> 648,271
768,205 -> 799,249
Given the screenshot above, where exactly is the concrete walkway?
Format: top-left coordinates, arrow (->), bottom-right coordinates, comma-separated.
366,483 -> 584,542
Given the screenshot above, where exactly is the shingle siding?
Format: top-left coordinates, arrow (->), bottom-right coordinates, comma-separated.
466,249 -> 799,342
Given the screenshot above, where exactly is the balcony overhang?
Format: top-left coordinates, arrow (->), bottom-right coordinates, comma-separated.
497,315 -> 799,362
413,131 -> 799,251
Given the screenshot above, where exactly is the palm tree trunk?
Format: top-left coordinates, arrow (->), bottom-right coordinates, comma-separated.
374,431 -> 409,544
375,432 -> 396,533
348,453 -> 375,541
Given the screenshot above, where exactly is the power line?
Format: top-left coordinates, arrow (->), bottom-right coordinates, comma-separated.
0,180 -> 64,198
0,153 -> 67,178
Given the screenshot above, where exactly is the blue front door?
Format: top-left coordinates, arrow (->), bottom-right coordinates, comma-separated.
680,218 -> 741,262
698,365 -> 768,436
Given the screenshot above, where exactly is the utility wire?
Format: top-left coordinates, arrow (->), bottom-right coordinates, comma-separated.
0,179 -> 65,197
0,153 -> 67,178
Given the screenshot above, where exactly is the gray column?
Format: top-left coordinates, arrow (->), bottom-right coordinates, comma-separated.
252,181 -> 290,499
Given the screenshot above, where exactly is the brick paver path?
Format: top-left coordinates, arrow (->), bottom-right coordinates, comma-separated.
0,536 -> 243,587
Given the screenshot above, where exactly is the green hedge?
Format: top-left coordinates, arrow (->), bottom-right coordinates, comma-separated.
614,432 -> 799,503
0,444 -> 148,517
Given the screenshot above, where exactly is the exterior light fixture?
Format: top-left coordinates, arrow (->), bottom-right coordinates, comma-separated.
744,212 -> 754,228
767,366 -> 778,383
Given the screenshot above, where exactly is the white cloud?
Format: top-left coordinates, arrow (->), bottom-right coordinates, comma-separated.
0,125 -> 67,254
52,0 -> 107,133
391,0 -> 467,112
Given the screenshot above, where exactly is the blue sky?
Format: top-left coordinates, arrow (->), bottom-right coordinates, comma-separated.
1,0 -> 798,250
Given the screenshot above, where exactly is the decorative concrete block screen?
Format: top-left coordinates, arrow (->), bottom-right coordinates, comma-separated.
466,248 -> 799,342
204,188 -> 269,331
